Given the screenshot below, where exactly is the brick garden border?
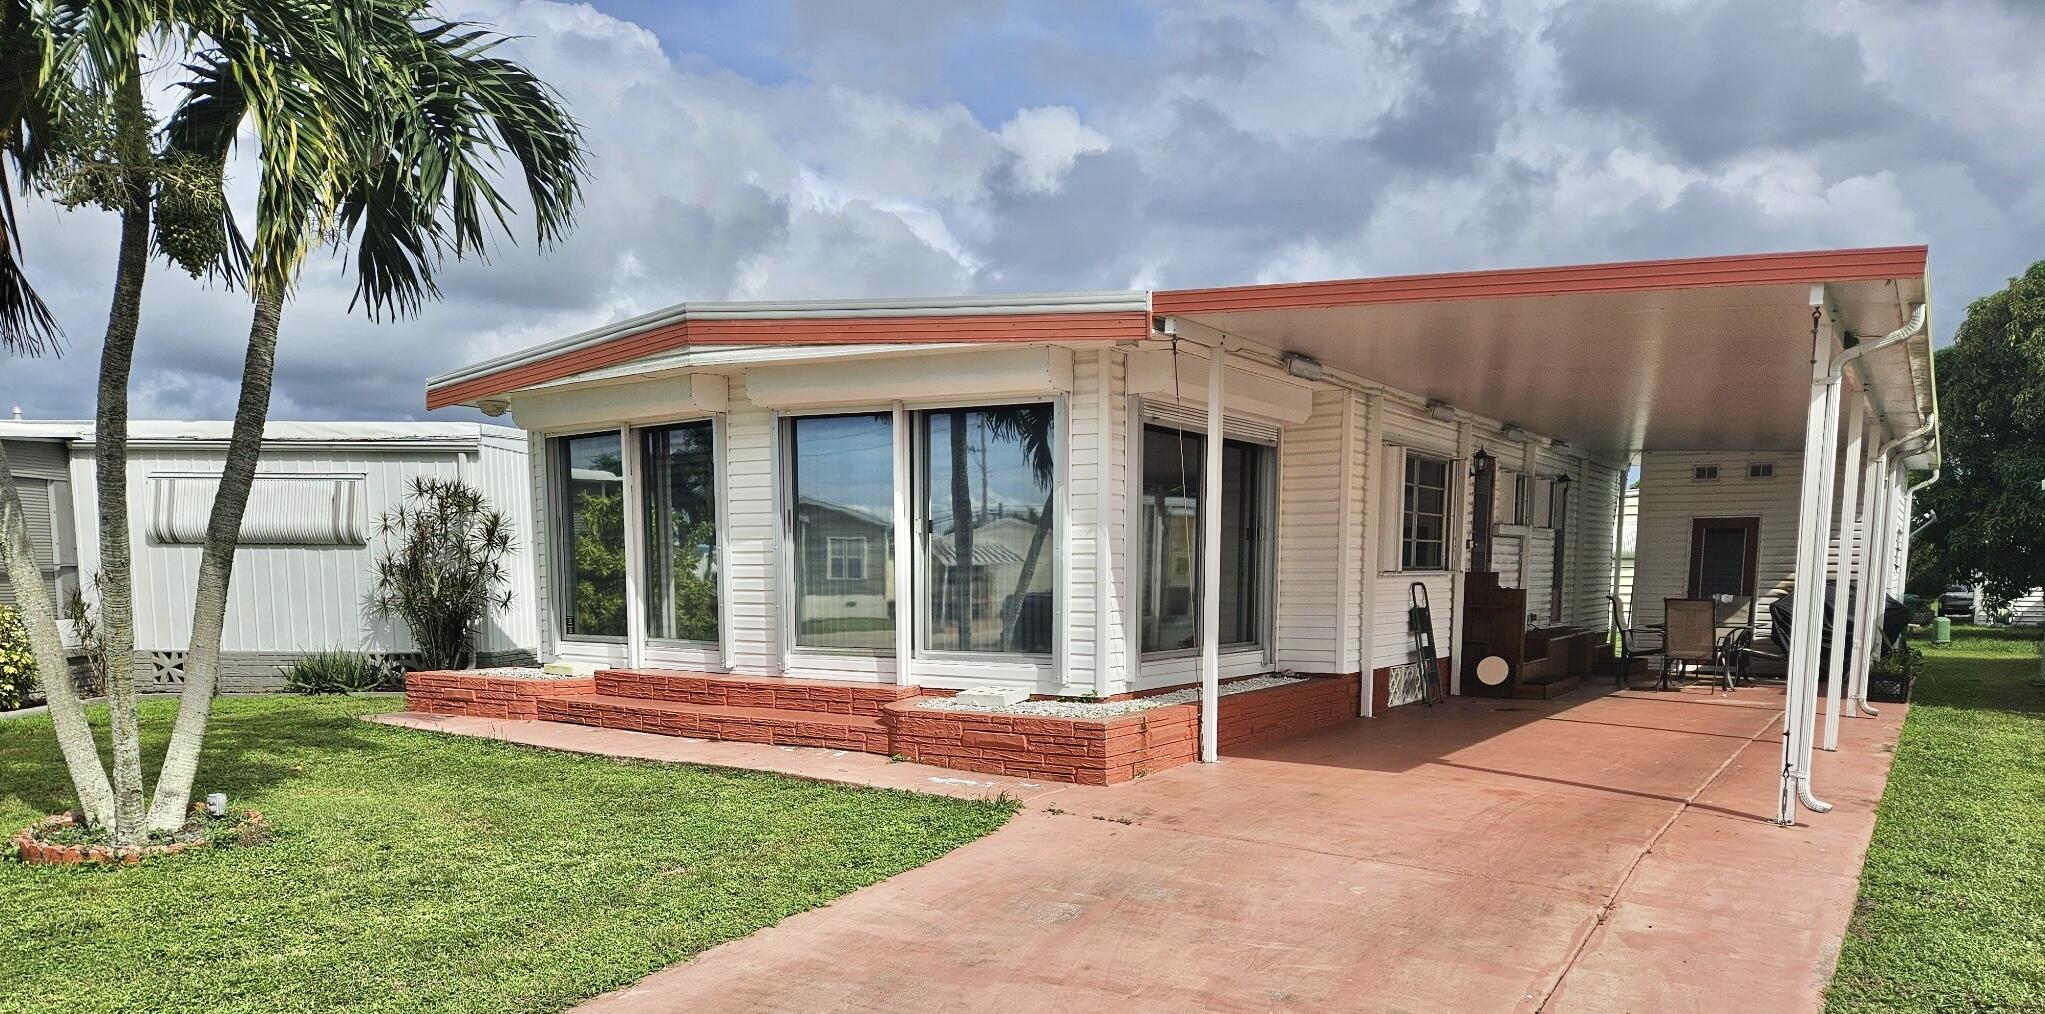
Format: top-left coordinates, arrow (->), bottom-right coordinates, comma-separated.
11,811 -> 265,866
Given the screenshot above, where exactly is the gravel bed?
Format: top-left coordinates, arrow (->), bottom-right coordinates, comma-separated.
916,674 -> 1308,718
443,667 -> 587,680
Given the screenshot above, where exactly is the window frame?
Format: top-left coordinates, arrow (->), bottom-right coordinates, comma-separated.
1132,415 -> 1278,660
1399,449 -> 1452,573
548,428 -> 629,645
634,416 -> 723,649
780,409 -> 902,658
911,399 -> 1061,662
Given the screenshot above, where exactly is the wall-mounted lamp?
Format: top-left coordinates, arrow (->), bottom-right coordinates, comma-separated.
1426,400 -> 1457,422
1471,446 -> 1495,476
477,399 -> 510,418
1281,352 -> 1325,382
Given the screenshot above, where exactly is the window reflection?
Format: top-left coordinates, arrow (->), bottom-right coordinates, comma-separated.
923,405 -> 1055,655
790,414 -> 897,651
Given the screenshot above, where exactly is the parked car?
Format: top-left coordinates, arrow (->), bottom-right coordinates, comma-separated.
1939,585 -> 1976,618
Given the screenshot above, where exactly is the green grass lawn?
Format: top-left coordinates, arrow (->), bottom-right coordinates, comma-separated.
0,696 -> 1014,1014
1828,626 -> 2045,1013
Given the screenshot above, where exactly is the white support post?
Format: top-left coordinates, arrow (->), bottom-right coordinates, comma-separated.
891,401 -> 915,685
1357,392 -> 1382,717
1448,418 -> 1474,697
1782,298 -> 1839,825
1852,455 -> 1894,715
1199,345 -> 1224,763
620,424 -> 647,671
1823,395 -> 1867,751
1845,432 -> 1884,716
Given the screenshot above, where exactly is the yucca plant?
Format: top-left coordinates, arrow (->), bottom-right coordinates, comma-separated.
370,478 -> 516,672
281,650 -> 395,695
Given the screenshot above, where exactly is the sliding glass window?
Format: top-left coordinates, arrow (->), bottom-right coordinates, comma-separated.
640,421 -> 718,643
921,404 -> 1055,656
788,413 -> 896,652
1138,423 -> 1271,654
553,431 -> 626,639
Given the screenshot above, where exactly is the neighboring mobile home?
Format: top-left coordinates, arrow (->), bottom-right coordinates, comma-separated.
423,246 -> 1939,822
0,420 -> 538,692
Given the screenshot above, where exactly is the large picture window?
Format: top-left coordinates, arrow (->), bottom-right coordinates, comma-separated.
1138,422 -> 1271,654
553,431 -> 626,639
1401,452 -> 1450,571
788,413 -> 897,652
920,404 -> 1055,656
640,420 -> 718,643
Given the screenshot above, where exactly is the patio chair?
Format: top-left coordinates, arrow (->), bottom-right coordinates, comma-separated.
1719,626 -> 1782,685
1661,598 -> 1728,691
1608,594 -> 1663,688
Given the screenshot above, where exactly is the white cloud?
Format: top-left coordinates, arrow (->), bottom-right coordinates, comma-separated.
998,107 -> 1110,193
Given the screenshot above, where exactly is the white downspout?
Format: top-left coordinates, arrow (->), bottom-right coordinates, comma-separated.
1199,345 -> 1224,763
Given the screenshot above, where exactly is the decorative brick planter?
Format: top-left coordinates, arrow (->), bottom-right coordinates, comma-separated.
884,675 -> 1361,785
406,670 -> 596,720
11,811 -> 264,866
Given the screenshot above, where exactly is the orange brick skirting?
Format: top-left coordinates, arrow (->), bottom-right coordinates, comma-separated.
406,671 -> 597,720
405,669 -> 1359,785
884,675 -> 1361,785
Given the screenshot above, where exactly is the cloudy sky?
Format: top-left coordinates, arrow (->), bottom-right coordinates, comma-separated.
5,0 -> 2041,424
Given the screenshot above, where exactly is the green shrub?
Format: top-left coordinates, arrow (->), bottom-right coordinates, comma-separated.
281,651 -> 398,695
370,477 -> 516,670
0,604 -> 37,710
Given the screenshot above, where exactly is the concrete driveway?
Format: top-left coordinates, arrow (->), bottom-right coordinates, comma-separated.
380,681 -> 1903,1012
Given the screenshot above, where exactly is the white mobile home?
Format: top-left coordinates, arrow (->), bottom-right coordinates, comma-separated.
0,420 -> 538,691
422,246 -> 1939,818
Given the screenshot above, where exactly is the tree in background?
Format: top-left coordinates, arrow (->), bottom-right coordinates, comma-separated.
1913,259 -> 2045,607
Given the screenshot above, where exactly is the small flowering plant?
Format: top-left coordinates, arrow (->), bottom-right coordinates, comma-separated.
0,605 -> 38,711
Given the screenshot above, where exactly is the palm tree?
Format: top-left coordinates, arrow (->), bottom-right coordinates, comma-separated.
140,3 -> 583,829
0,0 -> 581,842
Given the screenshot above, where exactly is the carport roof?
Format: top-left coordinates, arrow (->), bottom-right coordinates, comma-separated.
1155,245 -> 1933,458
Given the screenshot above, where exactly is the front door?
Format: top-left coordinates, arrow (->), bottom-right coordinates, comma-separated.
1687,517 -> 1759,599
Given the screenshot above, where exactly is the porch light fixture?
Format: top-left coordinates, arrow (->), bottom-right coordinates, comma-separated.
1470,446 -> 1494,474
1426,400 -> 1456,422
1502,424 -> 1528,442
1281,352 -> 1325,381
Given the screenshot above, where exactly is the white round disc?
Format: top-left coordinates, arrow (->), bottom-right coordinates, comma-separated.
1476,655 -> 1511,686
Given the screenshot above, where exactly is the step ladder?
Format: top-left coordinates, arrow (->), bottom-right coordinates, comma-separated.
1409,582 -> 1445,706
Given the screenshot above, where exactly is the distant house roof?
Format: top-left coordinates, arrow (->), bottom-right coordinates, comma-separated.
0,420 -> 522,451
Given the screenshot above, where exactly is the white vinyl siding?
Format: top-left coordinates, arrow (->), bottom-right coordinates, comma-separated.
1067,348 -> 1126,694
1632,451 -> 1802,641
721,379 -> 782,675
1274,387 -> 1361,673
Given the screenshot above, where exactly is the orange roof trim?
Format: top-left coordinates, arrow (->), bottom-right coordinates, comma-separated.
427,309 -> 1153,409
1153,245 -> 1928,315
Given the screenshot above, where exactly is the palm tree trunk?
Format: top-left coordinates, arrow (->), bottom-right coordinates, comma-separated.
0,443 -> 114,823
94,57 -> 155,844
949,413 -> 974,648
145,284 -> 282,830
1001,489 -> 1057,652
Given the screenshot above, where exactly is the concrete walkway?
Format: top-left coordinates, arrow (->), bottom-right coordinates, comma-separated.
370,681 -> 1903,1012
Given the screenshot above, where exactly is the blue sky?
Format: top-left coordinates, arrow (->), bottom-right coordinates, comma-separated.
6,0 -> 2041,424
